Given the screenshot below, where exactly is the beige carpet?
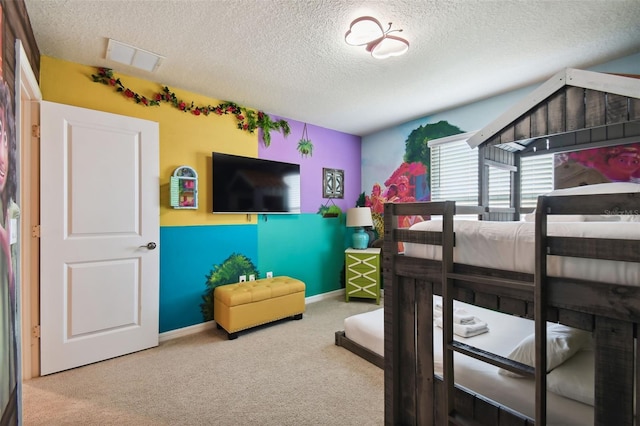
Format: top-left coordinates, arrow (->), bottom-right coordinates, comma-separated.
22,294 -> 384,425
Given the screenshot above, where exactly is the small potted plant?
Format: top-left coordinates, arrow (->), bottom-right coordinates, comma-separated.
297,123 -> 314,157
318,202 -> 342,218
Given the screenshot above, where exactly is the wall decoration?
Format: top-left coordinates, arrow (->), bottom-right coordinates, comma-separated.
0,27 -> 20,420
297,123 -> 313,157
362,120 -> 463,249
170,166 -> 198,209
554,142 -> 640,188
318,198 -> 342,218
91,67 -> 290,146
200,253 -> 260,321
323,168 -> 344,199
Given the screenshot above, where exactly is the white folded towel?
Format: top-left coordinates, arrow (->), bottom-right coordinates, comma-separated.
434,304 -> 476,324
435,316 -> 489,338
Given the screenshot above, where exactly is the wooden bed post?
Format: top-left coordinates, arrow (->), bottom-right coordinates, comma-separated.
440,201 -> 456,422
383,202 -> 400,425
534,195 -> 549,425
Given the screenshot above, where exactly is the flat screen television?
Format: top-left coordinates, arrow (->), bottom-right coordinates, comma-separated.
212,152 -> 301,214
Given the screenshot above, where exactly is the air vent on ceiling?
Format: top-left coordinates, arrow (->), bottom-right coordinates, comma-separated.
106,38 -> 164,72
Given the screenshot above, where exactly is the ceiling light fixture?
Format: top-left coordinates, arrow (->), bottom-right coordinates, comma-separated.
106,38 -> 164,72
345,16 -> 409,59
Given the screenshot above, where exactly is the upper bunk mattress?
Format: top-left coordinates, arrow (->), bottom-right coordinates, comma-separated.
403,220 -> 640,286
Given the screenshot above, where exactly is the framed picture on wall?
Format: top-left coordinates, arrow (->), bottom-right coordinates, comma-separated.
323,168 -> 344,198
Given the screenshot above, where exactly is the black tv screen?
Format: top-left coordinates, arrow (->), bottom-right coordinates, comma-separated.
212,152 -> 301,214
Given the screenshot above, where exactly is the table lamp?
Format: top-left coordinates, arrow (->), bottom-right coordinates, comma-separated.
346,207 -> 374,249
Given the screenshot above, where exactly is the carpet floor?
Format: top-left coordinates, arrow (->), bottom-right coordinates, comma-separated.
22,294 -> 384,425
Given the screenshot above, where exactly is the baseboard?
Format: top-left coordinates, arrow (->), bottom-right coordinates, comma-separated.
158,289 -> 347,342
304,288 -> 344,304
159,321 -> 217,343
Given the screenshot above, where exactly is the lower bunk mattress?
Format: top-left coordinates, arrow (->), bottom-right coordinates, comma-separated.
342,297 -> 595,425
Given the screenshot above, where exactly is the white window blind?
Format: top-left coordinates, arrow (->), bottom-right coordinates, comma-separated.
430,136 -> 554,210
430,139 -> 478,206
520,154 -> 554,208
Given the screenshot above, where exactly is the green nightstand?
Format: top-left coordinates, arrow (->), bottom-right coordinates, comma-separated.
345,247 -> 381,304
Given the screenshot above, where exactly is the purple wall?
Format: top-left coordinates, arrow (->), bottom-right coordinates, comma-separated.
259,116 -> 361,214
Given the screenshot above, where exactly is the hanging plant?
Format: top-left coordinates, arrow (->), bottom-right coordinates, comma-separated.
297,123 -> 314,157
91,67 -> 290,146
318,198 -> 342,218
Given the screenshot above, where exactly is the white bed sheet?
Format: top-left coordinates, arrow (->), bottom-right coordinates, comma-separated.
343,297 -> 593,426
404,220 -> 640,286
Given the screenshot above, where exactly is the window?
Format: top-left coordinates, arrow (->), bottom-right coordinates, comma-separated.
520,154 -> 554,208
430,136 -> 478,206
429,133 -> 554,212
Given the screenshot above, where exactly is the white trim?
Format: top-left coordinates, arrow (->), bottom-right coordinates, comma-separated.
159,321 -> 217,343
158,289 -> 349,342
427,130 -> 477,148
304,288 -> 344,304
17,41 -> 42,100
16,39 -> 42,385
566,68 -> 640,98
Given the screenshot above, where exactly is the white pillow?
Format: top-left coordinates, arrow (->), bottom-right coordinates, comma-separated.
527,182 -> 640,222
546,349 -> 594,406
498,324 -> 592,378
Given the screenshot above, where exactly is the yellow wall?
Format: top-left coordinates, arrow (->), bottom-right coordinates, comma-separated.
40,56 -> 258,226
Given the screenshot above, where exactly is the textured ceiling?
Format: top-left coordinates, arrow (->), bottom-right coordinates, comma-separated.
24,0 -> 640,136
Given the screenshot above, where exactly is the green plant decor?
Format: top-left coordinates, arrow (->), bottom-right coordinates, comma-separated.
91,67 -> 290,147
318,203 -> 342,218
297,123 -> 314,157
200,253 -> 260,321
298,138 -> 313,157
356,191 -> 366,207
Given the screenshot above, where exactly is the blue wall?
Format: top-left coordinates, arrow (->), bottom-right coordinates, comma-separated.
160,225 -> 258,332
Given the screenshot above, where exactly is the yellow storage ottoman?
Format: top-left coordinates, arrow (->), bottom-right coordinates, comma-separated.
214,276 -> 305,339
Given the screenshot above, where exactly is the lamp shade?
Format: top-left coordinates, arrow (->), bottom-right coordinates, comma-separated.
346,207 -> 373,249
346,207 -> 373,228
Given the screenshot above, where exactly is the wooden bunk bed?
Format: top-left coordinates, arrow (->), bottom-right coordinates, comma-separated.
380,69 -> 640,425
382,69 -> 640,425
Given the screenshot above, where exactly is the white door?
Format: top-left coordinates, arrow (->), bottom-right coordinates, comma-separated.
39,101 -> 159,375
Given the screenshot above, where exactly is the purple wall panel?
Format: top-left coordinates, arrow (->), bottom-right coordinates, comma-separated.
259,116 -> 361,213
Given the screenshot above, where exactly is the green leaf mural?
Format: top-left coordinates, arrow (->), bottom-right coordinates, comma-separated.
200,253 -> 260,321
404,120 -> 464,165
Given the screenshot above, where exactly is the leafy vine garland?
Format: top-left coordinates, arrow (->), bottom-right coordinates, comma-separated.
91,67 -> 290,147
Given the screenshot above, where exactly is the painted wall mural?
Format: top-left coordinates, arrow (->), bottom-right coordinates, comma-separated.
555,142 -> 640,188
200,253 -> 259,321
0,4 -> 20,421
362,120 -> 464,238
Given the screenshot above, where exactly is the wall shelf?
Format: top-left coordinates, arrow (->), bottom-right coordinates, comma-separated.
170,166 -> 198,209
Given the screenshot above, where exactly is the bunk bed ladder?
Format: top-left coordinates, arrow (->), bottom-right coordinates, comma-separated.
441,201 -> 544,425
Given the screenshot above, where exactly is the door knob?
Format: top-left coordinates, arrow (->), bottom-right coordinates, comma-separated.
140,242 -> 157,250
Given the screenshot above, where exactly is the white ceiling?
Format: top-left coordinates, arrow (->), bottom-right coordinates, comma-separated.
24,0 -> 640,136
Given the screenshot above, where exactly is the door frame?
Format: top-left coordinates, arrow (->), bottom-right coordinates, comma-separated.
16,40 -> 42,380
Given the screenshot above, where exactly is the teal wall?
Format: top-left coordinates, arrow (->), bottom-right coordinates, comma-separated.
257,214 -> 348,297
